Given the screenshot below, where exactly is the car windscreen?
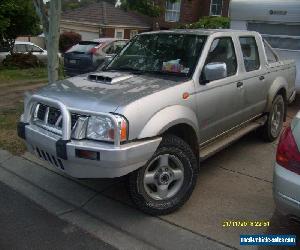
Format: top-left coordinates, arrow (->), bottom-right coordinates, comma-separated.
67,41 -> 100,53
105,33 -> 207,76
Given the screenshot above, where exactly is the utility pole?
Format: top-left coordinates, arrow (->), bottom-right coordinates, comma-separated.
33,0 -> 61,83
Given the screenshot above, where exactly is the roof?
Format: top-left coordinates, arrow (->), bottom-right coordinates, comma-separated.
143,29 -> 259,36
61,1 -> 152,29
92,38 -> 127,42
15,41 -> 37,46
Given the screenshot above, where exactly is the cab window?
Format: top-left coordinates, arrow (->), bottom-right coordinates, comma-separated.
239,37 -> 260,72
205,37 -> 237,77
263,40 -> 278,63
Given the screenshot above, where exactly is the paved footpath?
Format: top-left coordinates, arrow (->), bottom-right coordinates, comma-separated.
0,181 -> 115,250
0,149 -> 231,250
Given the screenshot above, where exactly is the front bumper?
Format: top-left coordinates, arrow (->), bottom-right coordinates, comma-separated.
273,163 -> 300,218
19,123 -> 161,178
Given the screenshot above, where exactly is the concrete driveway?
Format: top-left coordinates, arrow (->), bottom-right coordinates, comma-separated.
0,98 -> 299,249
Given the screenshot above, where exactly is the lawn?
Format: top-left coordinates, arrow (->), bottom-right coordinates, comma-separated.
0,66 -> 65,155
0,104 -> 26,155
0,67 -> 48,84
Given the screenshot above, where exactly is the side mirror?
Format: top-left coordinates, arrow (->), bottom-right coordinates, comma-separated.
201,62 -> 227,84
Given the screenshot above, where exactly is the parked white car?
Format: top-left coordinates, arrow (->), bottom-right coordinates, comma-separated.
0,41 -> 54,65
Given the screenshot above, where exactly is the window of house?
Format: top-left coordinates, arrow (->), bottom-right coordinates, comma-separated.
239,37 -> 260,72
204,37 -> 237,78
130,30 -> 138,39
165,0 -> 181,22
210,0 -> 223,16
114,29 -> 124,39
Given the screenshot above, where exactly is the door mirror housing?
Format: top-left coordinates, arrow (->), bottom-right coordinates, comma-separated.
201,62 -> 227,85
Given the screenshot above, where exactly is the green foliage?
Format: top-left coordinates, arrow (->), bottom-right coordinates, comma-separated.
120,0 -> 162,17
180,16 -> 230,29
62,0 -> 117,11
0,0 -> 40,53
59,31 -> 82,53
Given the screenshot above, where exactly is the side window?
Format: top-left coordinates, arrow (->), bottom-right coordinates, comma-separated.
239,37 -> 260,72
14,44 -> 27,53
263,40 -> 278,63
205,37 -> 237,77
104,43 -> 115,54
114,41 -> 126,54
28,45 -> 42,53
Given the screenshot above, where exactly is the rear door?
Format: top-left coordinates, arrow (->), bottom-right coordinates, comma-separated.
237,35 -> 268,120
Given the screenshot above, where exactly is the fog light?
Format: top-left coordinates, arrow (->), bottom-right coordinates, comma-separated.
75,149 -> 100,161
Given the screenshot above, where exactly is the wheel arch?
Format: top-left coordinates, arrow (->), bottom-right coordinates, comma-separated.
137,105 -> 200,159
266,77 -> 288,113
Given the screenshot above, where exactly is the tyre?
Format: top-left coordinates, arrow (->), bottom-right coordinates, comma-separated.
260,94 -> 285,142
128,135 -> 199,215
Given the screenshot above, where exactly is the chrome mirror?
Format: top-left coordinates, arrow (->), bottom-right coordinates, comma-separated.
202,62 -> 227,84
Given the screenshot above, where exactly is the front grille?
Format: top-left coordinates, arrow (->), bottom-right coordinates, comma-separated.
35,146 -> 65,170
33,103 -> 81,134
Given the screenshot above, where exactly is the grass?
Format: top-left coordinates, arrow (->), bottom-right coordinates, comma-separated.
0,65 -> 66,155
0,104 -> 26,155
0,67 -> 48,84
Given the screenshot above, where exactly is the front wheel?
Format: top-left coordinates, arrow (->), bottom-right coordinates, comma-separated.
260,94 -> 285,142
128,135 -> 198,215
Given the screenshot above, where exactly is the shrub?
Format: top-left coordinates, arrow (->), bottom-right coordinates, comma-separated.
59,31 -> 82,53
3,53 -> 42,68
179,16 -> 230,29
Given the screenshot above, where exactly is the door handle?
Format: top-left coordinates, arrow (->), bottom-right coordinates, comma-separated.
237,81 -> 243,88
259,76 -> 265,81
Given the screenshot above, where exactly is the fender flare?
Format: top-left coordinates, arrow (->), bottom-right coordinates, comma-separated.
138,105 -> 200,142
266,77 -> 288,112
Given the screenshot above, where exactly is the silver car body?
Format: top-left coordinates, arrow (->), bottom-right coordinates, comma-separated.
273,111 -> 300,218
19,29 -> 296,178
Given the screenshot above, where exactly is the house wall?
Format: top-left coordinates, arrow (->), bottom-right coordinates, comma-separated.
103,27 -> 149,39
155,0 -> 230,29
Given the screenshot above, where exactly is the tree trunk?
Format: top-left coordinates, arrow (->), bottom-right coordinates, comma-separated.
47,0 -> 61,83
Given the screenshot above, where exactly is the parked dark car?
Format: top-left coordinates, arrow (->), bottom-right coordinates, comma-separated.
63,38 -> 127,76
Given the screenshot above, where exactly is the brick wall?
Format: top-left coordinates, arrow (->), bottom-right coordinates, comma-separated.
155,0 -> 230,29
103,28 -> 115,38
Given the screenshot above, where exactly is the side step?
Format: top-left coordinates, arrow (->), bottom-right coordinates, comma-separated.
199,116 -> 267,161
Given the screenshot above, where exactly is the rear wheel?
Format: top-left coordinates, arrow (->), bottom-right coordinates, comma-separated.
128,135 -> 198,215
260,94 -> 285,142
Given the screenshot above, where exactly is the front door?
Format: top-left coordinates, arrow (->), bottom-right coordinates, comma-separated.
195,36 -> 245,144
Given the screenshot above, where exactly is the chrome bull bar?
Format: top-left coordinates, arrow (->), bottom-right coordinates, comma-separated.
23,94 -> 121,146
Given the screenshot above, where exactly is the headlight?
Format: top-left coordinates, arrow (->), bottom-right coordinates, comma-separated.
86,115 -> 128,142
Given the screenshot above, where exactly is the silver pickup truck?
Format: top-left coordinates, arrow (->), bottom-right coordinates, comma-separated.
18,30 -> 296,215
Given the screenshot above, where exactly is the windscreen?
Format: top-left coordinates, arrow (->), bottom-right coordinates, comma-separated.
106,33 -> 206,76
